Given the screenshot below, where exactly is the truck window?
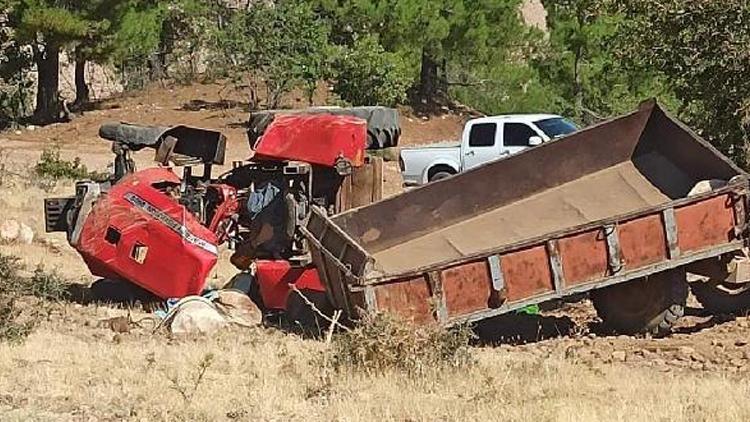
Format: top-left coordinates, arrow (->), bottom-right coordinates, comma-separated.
535,118 -> 578,139
468,123 -> 496,147
504,123 -> 539,147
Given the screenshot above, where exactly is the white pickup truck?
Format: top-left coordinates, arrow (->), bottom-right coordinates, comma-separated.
400,114 -> 578,185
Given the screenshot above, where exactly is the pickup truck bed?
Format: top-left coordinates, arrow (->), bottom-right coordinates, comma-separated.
304,100 -> 749,327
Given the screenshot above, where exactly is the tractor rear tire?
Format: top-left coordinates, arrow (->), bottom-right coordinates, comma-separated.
690,281 -> 750,315
591,269 -> 688,336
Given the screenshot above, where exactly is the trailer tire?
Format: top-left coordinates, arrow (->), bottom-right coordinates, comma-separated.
591,269 -> 688,336
690,281 -> 750,315
285,288 -> 334,335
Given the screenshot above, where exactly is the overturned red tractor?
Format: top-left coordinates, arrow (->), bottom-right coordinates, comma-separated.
45,108 -> 396,324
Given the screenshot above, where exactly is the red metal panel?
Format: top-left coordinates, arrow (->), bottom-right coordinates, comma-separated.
500,245 -> 554,301
253,114 -> 367,167
675,194 -> 735,252
255,261 -> 324,311
442,260 -> 492,317
77,168 -> 218,299
558,230 -> 608,285
374,277 -> 434,324
619,215 -> 668,269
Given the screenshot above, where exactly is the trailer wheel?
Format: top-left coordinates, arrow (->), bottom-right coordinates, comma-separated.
285,288 -> 334,335
690,281 -> 750,315
591,269 -> 688,336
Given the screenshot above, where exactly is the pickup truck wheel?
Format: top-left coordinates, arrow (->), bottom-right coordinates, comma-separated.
430,171 -> 454,182
285,288 -> 333,335
591,269 -> 688,336
690,281 -> 750,315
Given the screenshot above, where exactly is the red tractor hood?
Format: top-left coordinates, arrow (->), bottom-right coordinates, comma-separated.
252,114 -> 367,167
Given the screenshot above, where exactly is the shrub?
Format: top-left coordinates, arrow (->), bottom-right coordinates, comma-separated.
25,266 -> 71,301
0,254 -> 43,344
331,36 -> 413,107
0,252 -> 70,301
326,312 -> 473,376
0,253 -> 24,293
0,297 -> 36,344
34,148 -> 91,181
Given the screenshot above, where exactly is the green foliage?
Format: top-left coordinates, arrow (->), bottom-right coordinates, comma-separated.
34,147 -> 91,181
327,313 -> 473,376
109,3 -> 165,89
320,0 -> 532,103
0,0 -> 747,171
449,61 -> 566,115
26,266 -> 71,301
331,36 -> 412,106
619,0 -> 750,167
536,0 -> 678,124
15,2 -> 90,44
214,0 -> 333,108
0,29 -> 34,126
156,0 -> 233,84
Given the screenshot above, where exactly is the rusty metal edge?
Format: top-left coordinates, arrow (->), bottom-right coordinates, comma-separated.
440,241 -> 744,326
360,182 -> 748,285
308,206 -> 375,269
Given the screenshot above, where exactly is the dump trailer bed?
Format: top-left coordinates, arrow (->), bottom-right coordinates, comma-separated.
304,100 -> 750,326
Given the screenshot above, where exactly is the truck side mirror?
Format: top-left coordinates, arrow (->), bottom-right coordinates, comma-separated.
528,136 -> 543,146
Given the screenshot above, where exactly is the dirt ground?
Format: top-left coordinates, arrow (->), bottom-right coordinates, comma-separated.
3,82 -> 750,421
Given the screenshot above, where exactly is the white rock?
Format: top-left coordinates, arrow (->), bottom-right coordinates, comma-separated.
17,223 -> 34,244
0,219 -> 20,242
26,125 -> 36,131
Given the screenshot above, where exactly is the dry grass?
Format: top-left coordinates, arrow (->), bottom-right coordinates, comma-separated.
1,317 -> 750,421
326,313 -> 473,375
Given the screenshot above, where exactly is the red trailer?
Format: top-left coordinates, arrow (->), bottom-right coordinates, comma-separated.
304,100 -> 750,335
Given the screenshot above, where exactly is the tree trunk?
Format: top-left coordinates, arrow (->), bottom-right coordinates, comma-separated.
73,55 -> 90,107
418,49 -> 439,103
148,53 -> 166,81
573,45 -> 583,120
33,43 -> 62,124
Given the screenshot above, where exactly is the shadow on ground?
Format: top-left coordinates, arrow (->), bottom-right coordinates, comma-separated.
66,279 -> 160,310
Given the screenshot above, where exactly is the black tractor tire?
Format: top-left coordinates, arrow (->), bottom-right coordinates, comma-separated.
591,269 -> 688,336
285,288 -> 334,335
430,171 -> 454,182
690,281 -> 750,315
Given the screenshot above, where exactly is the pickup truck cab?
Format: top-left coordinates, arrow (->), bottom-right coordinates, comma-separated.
400,114 -> 577,185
